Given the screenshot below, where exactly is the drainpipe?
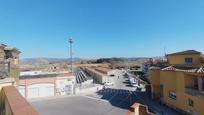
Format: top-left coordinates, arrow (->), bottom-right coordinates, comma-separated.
198,76 -> 203,92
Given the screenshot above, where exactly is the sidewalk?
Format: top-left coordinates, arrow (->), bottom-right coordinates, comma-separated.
132,91 -> 181,115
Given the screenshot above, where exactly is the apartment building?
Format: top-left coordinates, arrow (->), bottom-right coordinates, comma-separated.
0,44 -> 20,88
0,44 -> 20,65
150,50 -> 204,115
0,44 -> 38,115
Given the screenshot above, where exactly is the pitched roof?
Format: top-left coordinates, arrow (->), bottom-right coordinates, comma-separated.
162,66 -> 176,71
0,43 -> 21,53
167,50 -> 201,56
197,67 -> 204,74
85,67 -> 108,77
150,65 -> 202,73
95,67 -> 112,73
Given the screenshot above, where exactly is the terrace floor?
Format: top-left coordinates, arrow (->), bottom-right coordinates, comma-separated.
30,96 -> 129,115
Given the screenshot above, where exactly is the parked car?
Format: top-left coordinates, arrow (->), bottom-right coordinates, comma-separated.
130,80 -> 137,84
130,83 -> 137,87
104,82 -> 114,86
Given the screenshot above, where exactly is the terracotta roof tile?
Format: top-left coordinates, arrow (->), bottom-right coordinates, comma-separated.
167,50 -> 201,56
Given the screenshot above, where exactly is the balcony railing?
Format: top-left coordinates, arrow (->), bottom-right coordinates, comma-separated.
185,87 -> 204,99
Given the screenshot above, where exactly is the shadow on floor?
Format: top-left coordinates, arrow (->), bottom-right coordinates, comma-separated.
96,88 -> 150,111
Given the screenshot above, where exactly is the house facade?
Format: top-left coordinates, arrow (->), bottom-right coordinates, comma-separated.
0,44 -> 20,89
150,50 -> 204,115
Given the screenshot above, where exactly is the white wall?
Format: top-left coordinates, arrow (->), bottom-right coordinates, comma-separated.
27,83 -> 54,98
20,71 -> 42,76
56,78 -> 75,95
75,85 -> 103,95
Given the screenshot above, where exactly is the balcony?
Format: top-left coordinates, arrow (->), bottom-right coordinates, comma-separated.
185,87 -> 204,99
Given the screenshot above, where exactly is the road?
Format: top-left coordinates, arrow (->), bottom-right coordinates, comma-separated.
86,72 -> 181,115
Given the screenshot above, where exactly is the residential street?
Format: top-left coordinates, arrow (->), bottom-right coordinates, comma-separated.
86,73 -> 181,115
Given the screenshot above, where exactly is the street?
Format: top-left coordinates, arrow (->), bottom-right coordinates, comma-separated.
86,72 -> 181,115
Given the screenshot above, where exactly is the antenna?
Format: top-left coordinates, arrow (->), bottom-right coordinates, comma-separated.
69,37 -> 73,72
164,46 -> 167,57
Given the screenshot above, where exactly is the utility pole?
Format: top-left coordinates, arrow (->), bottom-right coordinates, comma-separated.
69,38 -> 73,72
164,46 -> 167,57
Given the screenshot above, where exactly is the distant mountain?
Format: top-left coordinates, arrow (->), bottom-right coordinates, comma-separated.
20,57 -> 165,65
95,57 -> 151,63
20,58 -> 81,65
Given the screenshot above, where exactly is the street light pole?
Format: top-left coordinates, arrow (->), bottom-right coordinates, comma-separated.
69,38 -> 73,72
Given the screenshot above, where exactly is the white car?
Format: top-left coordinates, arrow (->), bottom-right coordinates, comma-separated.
130,80 -> 137,84
131,83 -> 137,87
104,82 -> 114,86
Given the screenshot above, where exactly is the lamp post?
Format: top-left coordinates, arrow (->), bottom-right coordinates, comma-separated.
69,38 -> 73,72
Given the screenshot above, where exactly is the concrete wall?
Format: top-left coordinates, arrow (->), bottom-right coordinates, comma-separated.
56,77 -> 74,95
0,83 -> 13,91
75,85 -> 103,95
11,51 -> 20,65
127,103 -> 155,115
19,75 -> 75,98
0,48 -> 5,60
0,86 -> 39,115
84,67 -> 109,84
9,65 -> 20,84
19,77 -> 56,98
150,70 -> 161,99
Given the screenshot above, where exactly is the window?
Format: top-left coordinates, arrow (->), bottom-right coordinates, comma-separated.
185,58 -> 193,64
169,91 -> 176,100
188,99 -> 194,107
160,85 -> 164,97
202,77 -> 204,91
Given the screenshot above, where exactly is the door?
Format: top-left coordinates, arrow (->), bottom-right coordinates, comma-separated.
28,83 -> 54,98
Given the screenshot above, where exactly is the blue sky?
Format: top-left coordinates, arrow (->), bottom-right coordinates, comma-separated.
0,0 -> 204,59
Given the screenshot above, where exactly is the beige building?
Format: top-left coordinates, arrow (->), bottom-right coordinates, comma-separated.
0,43 -> 20,88
0,44 -> 20,65
0,44 -> 34,115
150,50 -> 204,115
83,67 -> 110,84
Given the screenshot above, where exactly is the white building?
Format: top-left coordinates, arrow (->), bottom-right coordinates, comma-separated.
18,72 -> 75,98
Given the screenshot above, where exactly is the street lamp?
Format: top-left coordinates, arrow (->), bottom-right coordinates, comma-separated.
69,38 -> 73,72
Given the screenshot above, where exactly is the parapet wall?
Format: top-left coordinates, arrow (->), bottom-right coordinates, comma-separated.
0,86 -> 39,115
127,103 -> 155,115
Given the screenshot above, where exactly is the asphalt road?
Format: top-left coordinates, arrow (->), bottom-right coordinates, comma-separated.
31,96 -> 129,115
87,74 -> 181,115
